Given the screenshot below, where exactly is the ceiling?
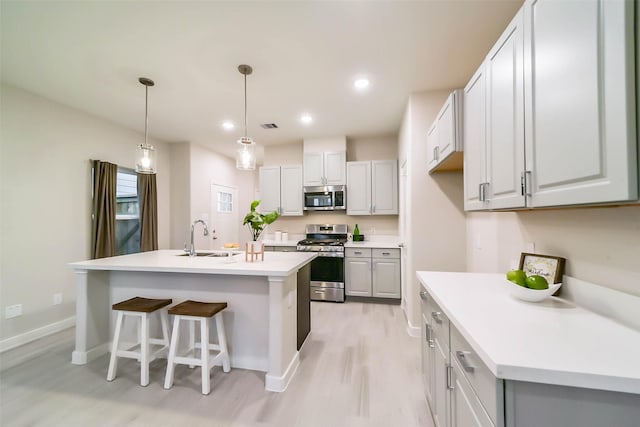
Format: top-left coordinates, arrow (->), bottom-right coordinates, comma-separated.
1,0 -> 522,159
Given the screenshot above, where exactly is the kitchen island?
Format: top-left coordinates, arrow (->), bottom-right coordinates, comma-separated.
68,249 -> 317,392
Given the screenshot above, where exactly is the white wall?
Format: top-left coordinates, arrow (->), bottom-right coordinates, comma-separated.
184,142 -> 257,248
0,84 -> 171,343
400,90 -> 468,331
466,207 -> 640,296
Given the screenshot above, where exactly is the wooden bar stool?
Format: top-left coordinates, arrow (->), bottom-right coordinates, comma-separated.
107,297 -> 172,386
163,300 -> 231,395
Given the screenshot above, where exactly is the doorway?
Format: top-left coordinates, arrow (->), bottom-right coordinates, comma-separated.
210,184 -> 239,249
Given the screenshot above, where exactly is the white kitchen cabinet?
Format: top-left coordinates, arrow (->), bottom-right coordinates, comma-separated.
523,0 -> 637,207
345,248 -> 400,299
345,248 -> 372,297
463,7 -> 526,210
427,90 -> 464,173
421,292 -> 435,405
346,160 -> 398,215
303,151 -> 346,186
451,356 -> 495,427
463,63 -> 488,211
421,287 -> 498,427
427,123 -> 440,172
259,165 -> 303,216
346,161 -> 371,215
428,299 -> 451,427
485,7 -> 526,210
372,249 -> 401,298
464,0 -> 637,211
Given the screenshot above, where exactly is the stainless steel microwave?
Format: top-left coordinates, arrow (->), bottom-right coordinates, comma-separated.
303,185 -> 346,211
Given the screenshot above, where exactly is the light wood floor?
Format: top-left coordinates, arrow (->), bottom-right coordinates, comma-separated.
0,301 -> 433,427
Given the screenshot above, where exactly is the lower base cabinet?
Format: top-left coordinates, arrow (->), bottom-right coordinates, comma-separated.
345,248 -> 400,299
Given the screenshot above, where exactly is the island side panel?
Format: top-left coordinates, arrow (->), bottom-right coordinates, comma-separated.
265,272 -> 299,392
109,270 -> 270,372
72,270 -> 111,365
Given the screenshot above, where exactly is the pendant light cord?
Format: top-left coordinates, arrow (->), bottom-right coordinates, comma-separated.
144,84 -> 149,146
243,72 -> 248,138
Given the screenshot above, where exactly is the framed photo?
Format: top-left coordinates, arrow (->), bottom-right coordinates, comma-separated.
519,253 -> 566,284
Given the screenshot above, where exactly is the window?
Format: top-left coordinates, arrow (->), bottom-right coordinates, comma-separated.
115,168 -> 140,255
217,191 -> 233,213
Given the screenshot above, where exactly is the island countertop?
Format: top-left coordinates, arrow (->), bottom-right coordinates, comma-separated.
69,249 -> 317,277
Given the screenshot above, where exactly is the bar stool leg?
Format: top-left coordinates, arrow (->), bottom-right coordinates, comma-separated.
107,311 -> 124,381
215,314 -> 231,373
200,318 -> 211,395
188,319 -> 196,368
140,313 -> 150,386
160,309 -> 170,350
164,316 -> 181,390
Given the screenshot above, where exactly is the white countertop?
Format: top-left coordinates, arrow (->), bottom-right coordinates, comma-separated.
69,249 -> 317,277
417,271 -> 640,395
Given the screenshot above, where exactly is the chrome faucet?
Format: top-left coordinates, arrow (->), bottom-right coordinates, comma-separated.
185,219 -> 209,257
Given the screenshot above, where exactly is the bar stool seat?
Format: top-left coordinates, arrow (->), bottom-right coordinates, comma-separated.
164,300 -> 230,395
107,297 -> 172,386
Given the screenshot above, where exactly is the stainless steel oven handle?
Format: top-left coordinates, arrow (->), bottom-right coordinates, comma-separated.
315,252 -> 345,258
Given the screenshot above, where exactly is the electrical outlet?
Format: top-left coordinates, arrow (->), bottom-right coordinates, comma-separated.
5,304 -> 22,319
53,293 -> 63,305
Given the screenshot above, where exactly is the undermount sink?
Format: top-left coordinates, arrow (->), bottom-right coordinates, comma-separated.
177,251 -> 242,257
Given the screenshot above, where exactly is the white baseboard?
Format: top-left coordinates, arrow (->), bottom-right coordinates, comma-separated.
265,351 -> 300,392
1,316 -> 76,353
401,302 -> 421,338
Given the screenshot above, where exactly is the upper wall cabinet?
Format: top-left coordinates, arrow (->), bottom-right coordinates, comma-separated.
303,151 -> 346,186
464,8 -> 526,211
523,0 -> 637,207
347,160 -> 398,215
427,90 -> 464,173
259,165 -> 303,216
464,0 -> 637,211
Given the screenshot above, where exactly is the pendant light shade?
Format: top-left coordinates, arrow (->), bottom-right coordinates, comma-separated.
136,77 -> 157,174
235,65 -> 257,171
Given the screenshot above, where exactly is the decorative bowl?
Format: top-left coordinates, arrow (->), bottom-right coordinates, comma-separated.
506,280 -> 562,302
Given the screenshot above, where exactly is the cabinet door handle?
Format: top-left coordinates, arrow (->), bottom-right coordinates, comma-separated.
456,351 -> 476,373
446,364 -> 454,390
354,251 -> 363,255
431,311 -> 443,324
521,172 -> 532,197
382,252 -> 390,256
479,183 -> 484,201
419,291 -> 428,300
426,324 -> 435,348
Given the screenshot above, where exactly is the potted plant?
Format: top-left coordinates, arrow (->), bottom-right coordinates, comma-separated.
242,200 -> 280,243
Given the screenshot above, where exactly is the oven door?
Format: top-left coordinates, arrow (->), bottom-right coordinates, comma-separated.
309,253 -> 344,288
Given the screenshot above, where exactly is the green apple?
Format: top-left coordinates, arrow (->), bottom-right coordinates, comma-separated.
525,275 -> 549,290
506,269 -> 527,286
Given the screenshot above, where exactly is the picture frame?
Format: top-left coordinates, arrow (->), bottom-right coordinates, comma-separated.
518,253 -> 566,284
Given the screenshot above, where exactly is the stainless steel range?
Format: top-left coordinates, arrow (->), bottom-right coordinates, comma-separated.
297,224 -> 347,302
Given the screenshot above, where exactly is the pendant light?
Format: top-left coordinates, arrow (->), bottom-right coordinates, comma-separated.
135,77 -> 157,174
236,64 -> 257,171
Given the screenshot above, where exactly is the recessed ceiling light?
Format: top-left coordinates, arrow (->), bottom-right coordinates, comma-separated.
222,121 -> 235,131
353,78 -> 370,91
300,114 -> 313,125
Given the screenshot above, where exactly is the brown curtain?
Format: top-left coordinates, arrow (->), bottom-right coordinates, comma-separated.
138,173 -> 158,252
91,160 -> 117,259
